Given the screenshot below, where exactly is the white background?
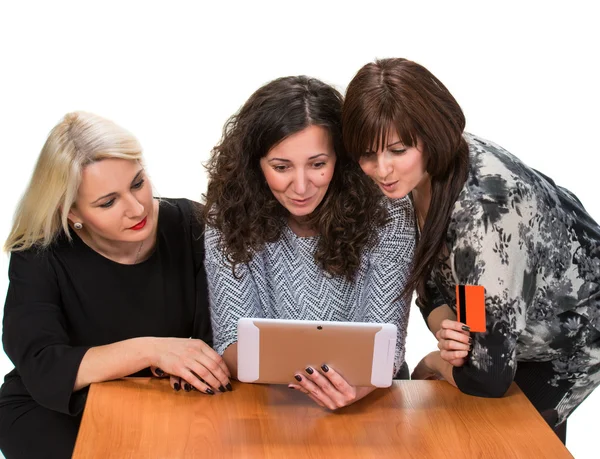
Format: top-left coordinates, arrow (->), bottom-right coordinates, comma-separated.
0,1 -> 598,457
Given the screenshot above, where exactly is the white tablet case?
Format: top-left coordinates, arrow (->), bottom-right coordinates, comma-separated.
237,318 -> 397,387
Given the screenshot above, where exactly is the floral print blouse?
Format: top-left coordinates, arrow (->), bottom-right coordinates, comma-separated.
420,133 -> 600,423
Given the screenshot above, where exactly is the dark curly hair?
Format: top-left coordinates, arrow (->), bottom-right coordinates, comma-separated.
203,75 -> 388,280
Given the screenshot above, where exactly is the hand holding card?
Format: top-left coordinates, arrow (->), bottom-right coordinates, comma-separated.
455,285 -> 486,332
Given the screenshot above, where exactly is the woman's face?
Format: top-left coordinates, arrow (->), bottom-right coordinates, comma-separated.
260,125 -> 336,218
68,158 -> 156,243
358,129 -> 428,199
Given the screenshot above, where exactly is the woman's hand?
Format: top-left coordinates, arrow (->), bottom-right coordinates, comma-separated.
287,364 -> 376,409
435,319 -> 471,367
149,338 -> 232,395
150,367 -> 210,393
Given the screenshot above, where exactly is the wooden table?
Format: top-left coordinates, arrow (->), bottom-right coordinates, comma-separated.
73,378 -> 572,458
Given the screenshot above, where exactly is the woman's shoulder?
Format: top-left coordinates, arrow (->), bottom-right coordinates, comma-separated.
368,197 -> 416,263
158,197 -> 204,234
380,196 -> 415,236
458,133 -> 551,214
7,241 -> 62,281
465,134 -> 534,191
158,197 -> 203,218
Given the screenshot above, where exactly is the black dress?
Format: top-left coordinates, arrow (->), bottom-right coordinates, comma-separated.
0,198 -> 211,458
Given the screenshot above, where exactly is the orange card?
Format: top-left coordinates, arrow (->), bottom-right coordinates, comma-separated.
455,285 -> 486,332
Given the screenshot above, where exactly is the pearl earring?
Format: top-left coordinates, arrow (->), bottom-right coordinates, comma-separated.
74,222 -> 83,230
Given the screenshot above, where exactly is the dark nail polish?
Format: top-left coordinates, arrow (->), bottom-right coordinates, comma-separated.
174,382 -> 181,391
305,367 -> 314,375
206,388 -> 215,395
226,383 -> 233,391
184,383 -> 191,392
321,364 -> 329,372
218,385 -> 226,393
295,374 -> 302,382
461,325 -> 470,331
155,368 -> 164,377
469,337 -> 473,343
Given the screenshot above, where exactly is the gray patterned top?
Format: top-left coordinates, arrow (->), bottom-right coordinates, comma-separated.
421,133 -> 600,423
205,197 -> 415,372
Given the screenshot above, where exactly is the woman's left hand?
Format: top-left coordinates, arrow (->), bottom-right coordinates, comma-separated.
435,319 -> 471,367
288,364 -> 376,410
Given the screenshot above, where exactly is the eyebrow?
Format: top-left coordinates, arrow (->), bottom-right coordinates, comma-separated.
386,140 -> 405,148
365,140 -> 405,153
267,153 -> 330,163
91,169 -> 144,204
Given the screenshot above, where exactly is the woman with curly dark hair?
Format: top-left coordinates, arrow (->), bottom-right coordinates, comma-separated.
203,75 -> 415,409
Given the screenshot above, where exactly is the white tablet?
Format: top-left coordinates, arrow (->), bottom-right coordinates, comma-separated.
237,318 -> 397,387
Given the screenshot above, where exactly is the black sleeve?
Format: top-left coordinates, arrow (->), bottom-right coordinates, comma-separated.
452,327 -> 515,398
417,276 -> 448,326
186,200 -> 212,345
2,250 -> 91,415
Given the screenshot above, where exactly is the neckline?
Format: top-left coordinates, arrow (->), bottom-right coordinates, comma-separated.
70,198 -> 162,267
283,223 -> 318,242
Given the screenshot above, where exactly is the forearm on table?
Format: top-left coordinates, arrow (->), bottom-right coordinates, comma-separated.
74,337 -> 157,391
425,351 -> 457,388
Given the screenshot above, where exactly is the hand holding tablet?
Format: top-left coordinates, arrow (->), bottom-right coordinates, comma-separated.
237,318 -> 398,388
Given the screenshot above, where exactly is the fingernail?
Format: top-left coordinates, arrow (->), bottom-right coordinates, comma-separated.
321,364 -> 329,372
174,382 -> 181,391
226,383 -> 233,391
305,367 -> 314,375
218,385 -> 226,393
155,368 -> 164,377
206,388 -> 215,395
184,383 -> 191,392
288,385 -> 295,389
461,325 -> 470,331
295,374 -> 302,382
469,337 -> 473,343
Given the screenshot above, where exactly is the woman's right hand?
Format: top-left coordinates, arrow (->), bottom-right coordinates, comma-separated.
435,319 -> 471,367
150,338 -> 232,394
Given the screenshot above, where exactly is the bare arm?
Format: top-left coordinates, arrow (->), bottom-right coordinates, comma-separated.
412,350 -> 458,388
424,351 -> 457,386
426,304 -> 456,334
74,337 -> 154,391
74,336 -> 231,393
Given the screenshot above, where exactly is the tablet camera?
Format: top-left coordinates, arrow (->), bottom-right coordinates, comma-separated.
317,325 -> 323,330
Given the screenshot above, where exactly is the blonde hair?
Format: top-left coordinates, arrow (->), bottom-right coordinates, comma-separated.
4,111 -> 143,252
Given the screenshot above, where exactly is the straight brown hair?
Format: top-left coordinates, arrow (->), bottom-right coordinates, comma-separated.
342,58 -> 469,301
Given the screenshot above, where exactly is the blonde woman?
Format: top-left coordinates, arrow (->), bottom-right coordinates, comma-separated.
0,112 -> 230,458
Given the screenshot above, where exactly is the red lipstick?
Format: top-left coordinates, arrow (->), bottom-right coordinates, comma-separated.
129,217 -> 147,231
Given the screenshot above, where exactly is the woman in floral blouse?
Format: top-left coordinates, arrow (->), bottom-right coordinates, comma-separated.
342,57 -> 600,443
